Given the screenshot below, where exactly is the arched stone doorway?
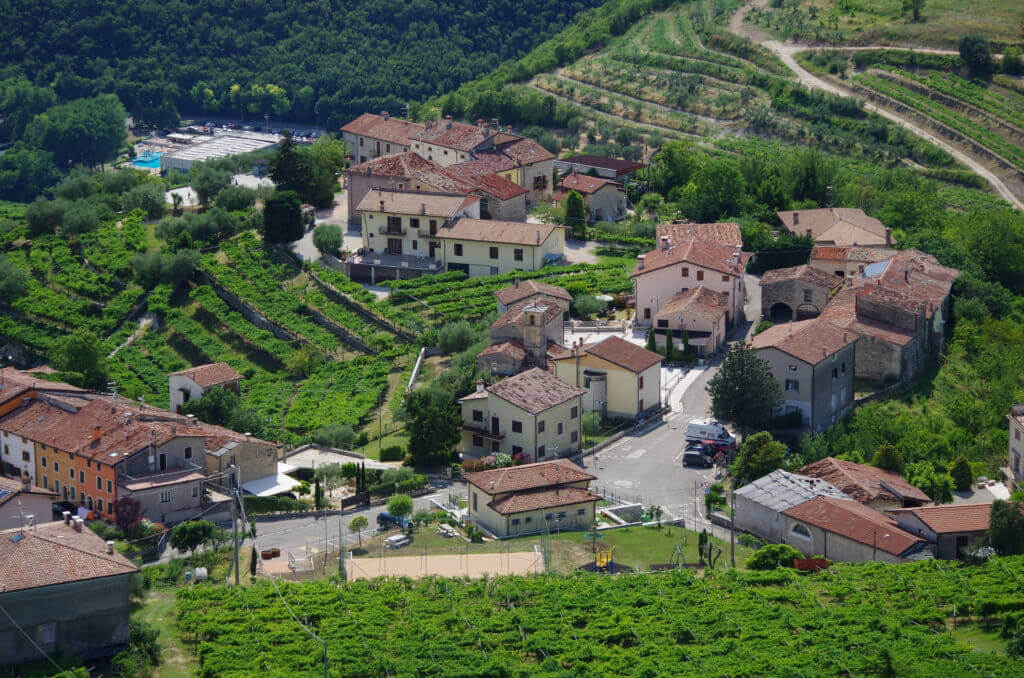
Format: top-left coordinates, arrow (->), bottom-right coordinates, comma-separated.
795,303 -> 820,320
769,302 -> 793,323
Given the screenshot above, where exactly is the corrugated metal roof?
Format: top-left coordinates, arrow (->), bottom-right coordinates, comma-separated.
735,469 -> 852,512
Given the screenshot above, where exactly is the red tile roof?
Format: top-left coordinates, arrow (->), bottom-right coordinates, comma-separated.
121,469 -> 206,492
632,238 -> 748,278
751,318 -> 857,365
0,520 -> 138,592
412,119 -> 497,152
340,113 -> 424,146
168,363 -> 242,388
580,336 -> 662,373
485,368 -> 584,415
488,486 -> 600,514
468,172 -> 528,201
0,474 -> 58,506
355,189 -> 477,217
491,301 -> 563,330
799,457 -> 931,505
875,251 -> 959,318
437,218 -> 558,246
810,246 -> 897,263
447,151 -> 518,175
889,504 -> 992,534
820,288 -> 917,346
494,280 -> 572,306
655,287 -> 728,323
349,153 -> 473,193
783,496 -> 926,556
761,264 -> 843,289
559,171 -> 622,195
777,208 -> 889,247
495,138 -> 555,165
559,155 -> 645,174
464,458 -> 595,494
656,222 -> 743,249
477,340 -> 526,363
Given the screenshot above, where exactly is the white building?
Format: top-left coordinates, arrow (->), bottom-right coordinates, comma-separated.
168,363 -> 243,414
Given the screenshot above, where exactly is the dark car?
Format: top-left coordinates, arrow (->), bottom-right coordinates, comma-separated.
51,501 -> 76,520
683,450 -> 714,468
377,511 -> 411,530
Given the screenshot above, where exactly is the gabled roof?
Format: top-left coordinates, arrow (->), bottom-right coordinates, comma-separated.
494,280 -> 572,306
798,457 -> 931,505
783,496 -> 926,556
750,318 -> 857,365
466,172 -> 528,201
436,218 -> 557,246
735,469 -> 851,512
760,264 -> 843,290
489,486 -> 600,514
777,208 -> 888,247
464,458 -> 595,494
348,153 -> 473,194
477,340 -> 527,363
494,137 -> 555,166
411,119 -> 497,152
820,288 -> 917,346
632,238 -> 748,278
559,171 -> 622,195
656,222 -> 743,249
0,521 -> 138,592
576,336 -> 662,374
810,246 -> 898,263
168,363 -> 242,388
491,302 -> 563,330
558,155 -> 645,174
340,113 -> 418,146
888,504 -> 992,534
874,251 -> 960,318
340,113 -> 424,146
485,368 -> 584,415
654,287 -> 729,323
0,474 -> 58,506
355,189 -> 477,218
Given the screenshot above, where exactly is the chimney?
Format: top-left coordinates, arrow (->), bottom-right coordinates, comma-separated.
857,264 -> 865,276
106,540 -> 115,555
660,235 -> 670,250
843,332 -> 848,342
91,425 -> 102,441
845,274 -> 853,287
904,267 -> 909,283
536,231 -> 541,246
792,212 -> 800,226
514,276 -> 520,288
805,229 -> 812,239
476,380 -> 485,394
885,227 -> 892,245
381,111 -> 390,120
63,510 -> 71,525
637,254 -> 645,270
73,517 -> 83,532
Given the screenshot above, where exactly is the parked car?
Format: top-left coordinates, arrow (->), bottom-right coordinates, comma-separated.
685,418 -> 735,445
682,450 -> 714,468
377,511 -> 411,530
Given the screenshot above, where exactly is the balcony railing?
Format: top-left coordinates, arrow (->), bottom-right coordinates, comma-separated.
463,424 -> 504,441
378,226 -> 407,236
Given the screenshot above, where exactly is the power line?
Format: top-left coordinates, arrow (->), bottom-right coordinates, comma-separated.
0,601 -> 65,673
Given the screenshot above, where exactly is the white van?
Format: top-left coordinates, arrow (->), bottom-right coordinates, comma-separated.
385,534 -> 410,549
685,419 -> 734,445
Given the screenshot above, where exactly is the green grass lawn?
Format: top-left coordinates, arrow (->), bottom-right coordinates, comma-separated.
133,590 -> 196,678
951,623 -> 1008,656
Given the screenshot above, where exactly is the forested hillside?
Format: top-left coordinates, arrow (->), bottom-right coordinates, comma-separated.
0,0 -> 602,130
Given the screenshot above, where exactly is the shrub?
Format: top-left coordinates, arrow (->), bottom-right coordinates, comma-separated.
215,184 -> 258,211
948,455 -> 973,492
312,423 -> 356,449
242,495 -> 313,514
62,201 -> 100,234
380,445 -> 406,462
745,543 -> 803,570
123,182 -> 166,219
312,223 -> 343,255
754,320 -> 773,335
572,294 -> 607,317
582,412 -> 602,436
438,320 -> 475,353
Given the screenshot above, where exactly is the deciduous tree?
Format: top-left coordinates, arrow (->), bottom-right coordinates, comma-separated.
405,387 -> 461,464
386,494 -> 414,522
988,500 -> 1024,555
170,520 -> 216,556
50,328 -> 107,389
349,515 -> 369,546
731,431 -> 787,487
312,223 -> 342,255
262,190 -> 303,244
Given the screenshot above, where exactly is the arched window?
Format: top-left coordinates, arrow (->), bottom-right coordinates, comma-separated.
791,523 -> 811,539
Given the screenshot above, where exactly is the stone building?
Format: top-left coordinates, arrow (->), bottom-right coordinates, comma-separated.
798,456 -> 931,511
760,264 -> 843,323
493,279 -> 572,317
168,363 -> 243,414
477,302 -> 566,376
734,469 -> 851,544
777,208 -> 893,248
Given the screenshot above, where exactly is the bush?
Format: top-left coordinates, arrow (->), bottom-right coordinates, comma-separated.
123,182 -> 166,219
738,533 -> 765,549
572,294 -> 607,317
25,197 -> 70,236
62,201 -> 100,234
745,543 -> 803,570
312,423 -> 356,449
948,455 -> 973,492
754,320 -> 773,335
312,223 -> 342,254
242,495 -> 313,514
380,445 -> 406,462
438,320 -> 475,353
215,184 -> 258,211
582,412 -> 602,436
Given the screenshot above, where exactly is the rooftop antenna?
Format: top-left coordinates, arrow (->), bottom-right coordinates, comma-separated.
107,380 -> 118,403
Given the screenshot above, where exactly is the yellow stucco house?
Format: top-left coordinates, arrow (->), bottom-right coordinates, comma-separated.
437,219 -> 565,277
463,458 -> 599,538
550,336 -> 662,420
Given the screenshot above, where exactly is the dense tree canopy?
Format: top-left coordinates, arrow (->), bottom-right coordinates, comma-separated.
0,0 -> 602,128
706,342 -> 782,434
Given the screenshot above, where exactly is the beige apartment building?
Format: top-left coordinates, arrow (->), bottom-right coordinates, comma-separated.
652,286 -> 729,356
777,208 -> 893,248
437,219 -> 564,277
358,189 -> 480,259
550,336 -> 661,420
463,459 -> 599,538
340,111 -> 423,164
556,172 -> 627,222
458,368 -> 584,462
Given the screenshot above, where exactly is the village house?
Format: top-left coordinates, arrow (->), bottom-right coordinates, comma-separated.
463,458 -> 599,538
656,221 -> 743,249
168,362 -> 243,414
340,111 -> 424,164
651,286 -> 729,356
633,235 -> 749,329
0,518 -> 138,665
555,171 -> 627,222
0,472 -> 58,530
781,496 -> 930,563
554,154 -> 645,181
458,368 -> 584,461
436,219 -> 565,277
886,504 -> 991,559
494,279 -> 572,317
750,318 -> 858,431
477,302 -> 566,376
760,264 -> 844,323
777,208 -> 893,248
549,336 -> 662,420
1008,404 -> 1024,490
808,245 -> 899,278
734,469 -> 852,544
798,456 -> 931,511
444,136 -> 555,208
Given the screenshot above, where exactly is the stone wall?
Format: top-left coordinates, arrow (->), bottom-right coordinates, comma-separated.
760,278 -> 831,321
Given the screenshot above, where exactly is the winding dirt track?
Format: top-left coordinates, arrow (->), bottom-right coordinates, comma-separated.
727,0 -> 1023,209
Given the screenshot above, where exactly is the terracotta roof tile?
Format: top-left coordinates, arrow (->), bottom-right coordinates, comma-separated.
340,113 -> 424,146
121,469 -> 206,492
750,317 -> 857,365
810,246 -> 897,263
559,171 -> 622,195
783,496 -> 926,556
477,340 -> 526,363
0,474 -> 58,506
436,218 -> 557,246
349,153 -> 474,194
656,222 -> 743,249
632,238 -> 749,278
168,363 -> 242,388
0,520 -> 138,592
876,251 -> 960,317
466,172 -> 528,201
655,287 -> 728,323
820,288 -> 917,346
488,486 -> 600,514
411,119 -> 497,152
494,280 -> 572,306
464,458 -> 595,494
355,189 -> 477,217
447,151 -> 518,175
559,155 -> 645,174
889,504 -> 991,534
491,301 -> 563,331
485,368 -> 584,415
798,457 -> 931,505
761,264 -> 843,289
570,336 -> 662,373
495,138 -> 555,165
777,208 -> 889,247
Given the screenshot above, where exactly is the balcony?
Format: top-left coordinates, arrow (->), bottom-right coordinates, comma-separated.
463,424 -> 504,441
378,226 -> 407,236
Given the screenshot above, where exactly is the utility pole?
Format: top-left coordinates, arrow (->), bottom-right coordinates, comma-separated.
230,484 -> 240,586
339,517 -> 346,579
729,484 -> 736,569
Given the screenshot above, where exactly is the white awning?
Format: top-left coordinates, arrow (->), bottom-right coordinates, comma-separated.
242,467 -> 302,497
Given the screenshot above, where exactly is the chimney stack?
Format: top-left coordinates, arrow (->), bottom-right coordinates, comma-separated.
805,229 -> 813,239
792,211 -> 800,225
21,471 -> 31,491
106,540 -> 115,555
381,111 -> 390,120
885,227 -> 892,245
513,276 -> 520,288
904,267 -> 910,283
536,231 -> 541,246
637,254 -> 645,270
476,380 -> 485,394
660,235 -> 670,250
91,425 -> 103,441
63,510 -> 71,525
857,264 -> 865,276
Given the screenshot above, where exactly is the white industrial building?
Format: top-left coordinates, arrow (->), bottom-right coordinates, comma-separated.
161,131 -> 280,172
734,469 -> 851,543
